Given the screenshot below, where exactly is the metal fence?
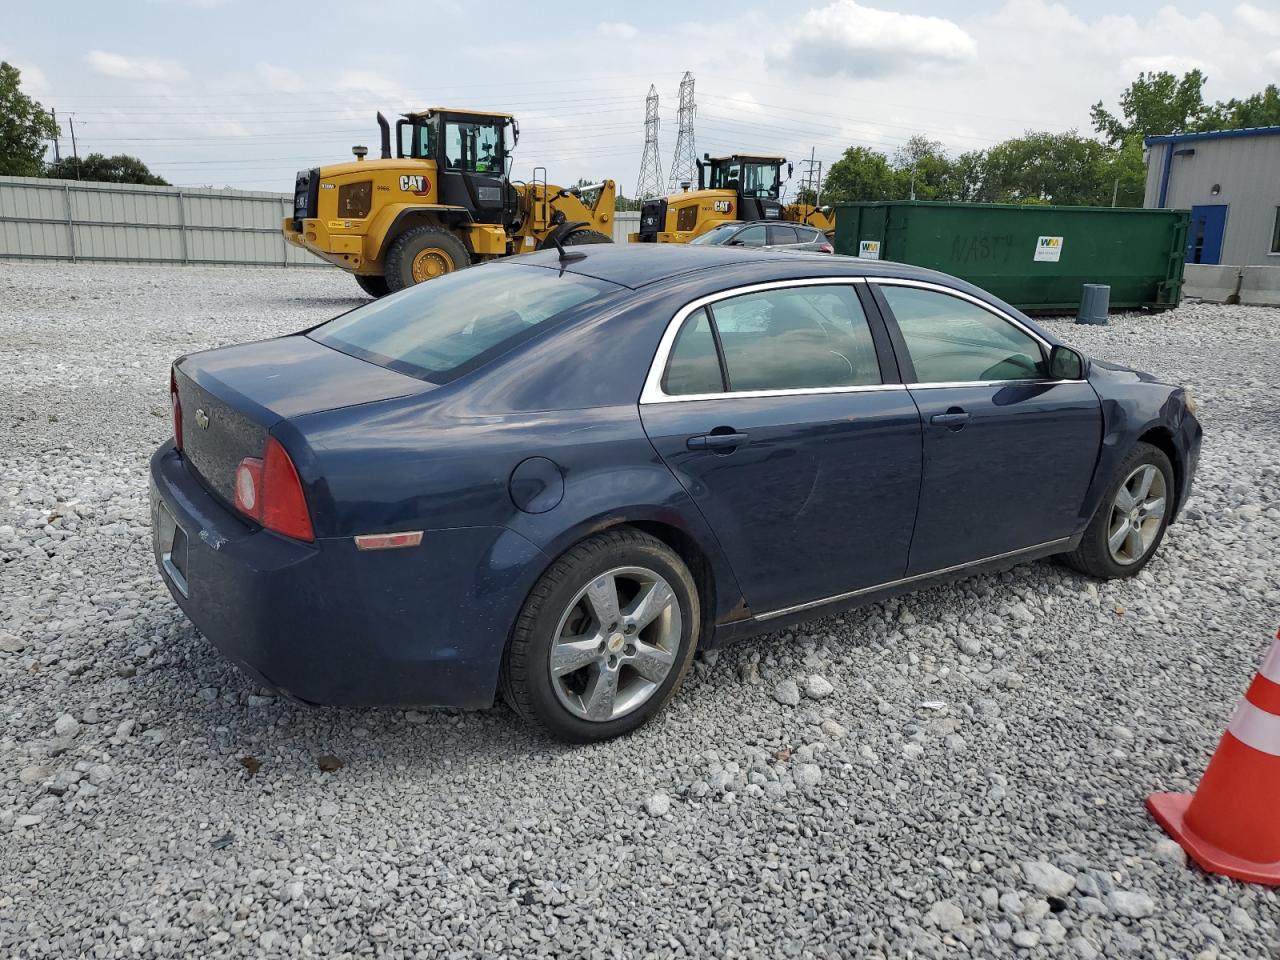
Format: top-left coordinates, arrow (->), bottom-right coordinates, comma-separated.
611,211 -> 640,244
0,175 -> 644,266
0,175 -> 325,267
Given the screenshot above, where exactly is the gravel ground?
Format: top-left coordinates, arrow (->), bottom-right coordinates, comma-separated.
2,261 -> 1278,959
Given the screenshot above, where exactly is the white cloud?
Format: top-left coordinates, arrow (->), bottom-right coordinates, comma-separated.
145,0 -> 230,6
84,50 -> 187,83
1237,3 -> 1280,36
769,0 -> 977,79
597,22 -> 638,40
255,62 -> 304,93
1268,49 -> 1280,68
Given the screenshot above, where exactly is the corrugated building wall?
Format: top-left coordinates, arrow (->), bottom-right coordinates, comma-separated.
1144,128 -> 1280,266
0,176 -> 326,267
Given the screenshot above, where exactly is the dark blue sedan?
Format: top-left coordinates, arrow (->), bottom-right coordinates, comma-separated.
151,245 -> 1201,741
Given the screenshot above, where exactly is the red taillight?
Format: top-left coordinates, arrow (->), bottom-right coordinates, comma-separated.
234,438 -> 314,542
818,242 -> 834,254
170,367 -> 183,451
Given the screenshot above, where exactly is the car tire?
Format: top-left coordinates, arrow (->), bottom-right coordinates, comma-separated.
500,528 -> 700,743
560,229 -> 612,246
384,225 -> 470,292
354,274 -> 390,298
1063,441 -> 1175,580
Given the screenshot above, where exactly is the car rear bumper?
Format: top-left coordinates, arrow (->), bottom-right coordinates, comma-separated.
149,442 -> 546,708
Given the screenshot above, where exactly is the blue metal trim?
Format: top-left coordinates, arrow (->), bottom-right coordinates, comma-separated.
1157,140 -> 1176,208
1144,125 -> 1280,146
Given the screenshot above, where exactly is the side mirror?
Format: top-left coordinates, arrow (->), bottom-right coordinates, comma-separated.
1048,344 -> 1088,380
726,238 -> 743,246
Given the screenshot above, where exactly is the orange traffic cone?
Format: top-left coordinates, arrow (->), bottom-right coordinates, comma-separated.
1147,630 -> 1280,885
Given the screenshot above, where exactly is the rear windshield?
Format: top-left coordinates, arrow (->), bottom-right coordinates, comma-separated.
309,264 -> 619,382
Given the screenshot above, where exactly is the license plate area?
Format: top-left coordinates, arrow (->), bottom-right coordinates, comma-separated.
156,500 -> 190,597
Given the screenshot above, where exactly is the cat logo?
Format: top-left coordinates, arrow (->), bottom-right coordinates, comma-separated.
713,200 -> 733,214
399,175 -> 431,196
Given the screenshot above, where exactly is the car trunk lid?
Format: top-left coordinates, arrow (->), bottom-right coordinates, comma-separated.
174,334 -> 429,505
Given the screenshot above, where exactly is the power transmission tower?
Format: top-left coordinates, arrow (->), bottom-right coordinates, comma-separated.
667,72 -> 697,192
635,85 -> 664,201
798,147 -> 823,205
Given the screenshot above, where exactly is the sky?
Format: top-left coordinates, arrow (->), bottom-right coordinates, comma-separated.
3,0 -> 1279,198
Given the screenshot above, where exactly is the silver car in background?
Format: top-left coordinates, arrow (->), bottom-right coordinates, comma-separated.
690,220 -> 835,253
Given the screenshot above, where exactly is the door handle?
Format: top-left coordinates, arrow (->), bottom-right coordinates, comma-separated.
687,431 -> 749,451
930,410 -> 971,430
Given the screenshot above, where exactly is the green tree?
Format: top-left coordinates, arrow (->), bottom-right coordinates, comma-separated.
891,135 -> 954,200
821,146 -> 896,203
1204,84 -> 1280,129
947,150 -> 987,202
793,185 -> 818,206
977,131 -> 1113,205
0,61 -> 59,177
1090,70 -> 1208,145
46,152 -> 169,185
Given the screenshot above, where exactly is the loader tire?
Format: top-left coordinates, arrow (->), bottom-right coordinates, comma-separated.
384,226 -> 470,292
561,229 -> 612,246
354,274 -> 390,298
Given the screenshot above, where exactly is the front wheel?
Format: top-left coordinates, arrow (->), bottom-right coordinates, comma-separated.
383,225 -> 470,292
1064,441 -> 1174,579
500,529 -> 699,742
354,274 -> 390,298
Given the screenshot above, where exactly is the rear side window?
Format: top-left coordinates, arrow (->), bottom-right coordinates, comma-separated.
879,285 -> 1045,383
660,285 -> 881,395
662,308 -> 724,396
767,225 -> 799,245
310,264 -> 618,382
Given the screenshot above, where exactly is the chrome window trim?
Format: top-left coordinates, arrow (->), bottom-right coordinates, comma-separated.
640,277 -> 873,405
640,275 -> 1087,405
872,277 -> 1052,351
754,536 -> 1073,622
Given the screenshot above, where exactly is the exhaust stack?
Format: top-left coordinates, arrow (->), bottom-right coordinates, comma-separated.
376,112 -> 392,160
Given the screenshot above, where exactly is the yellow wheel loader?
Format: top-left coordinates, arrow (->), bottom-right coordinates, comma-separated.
630,153 -> 835,243
283,107 -> 615,295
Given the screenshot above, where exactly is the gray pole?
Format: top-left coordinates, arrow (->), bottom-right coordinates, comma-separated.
51,109 -> 60,163
1111,178 -> 1119,207
68,116 -> 81,180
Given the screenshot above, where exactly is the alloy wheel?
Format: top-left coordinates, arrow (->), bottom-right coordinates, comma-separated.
1106,464 -> 1167,565
549,565 -> 682,722
410,247 -> 454,283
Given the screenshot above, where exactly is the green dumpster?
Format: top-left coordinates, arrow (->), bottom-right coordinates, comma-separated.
831,200 -> 1189,312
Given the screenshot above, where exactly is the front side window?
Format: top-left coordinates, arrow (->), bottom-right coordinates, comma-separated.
676,285 -> 881,392
443,119 -> 502,172
689,222 -> 742,246
729,225 -> 767,248
310,264 -> 617,382
880,285 -> 1045,384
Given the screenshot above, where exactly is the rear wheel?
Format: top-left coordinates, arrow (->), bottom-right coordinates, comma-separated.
384,226 -> 470,292
354,274 -> 389,298
1064,441 -> 1174,579
561,229 -> 612,246
500,528 -> 699,743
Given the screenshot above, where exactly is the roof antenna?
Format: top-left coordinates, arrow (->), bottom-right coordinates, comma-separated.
550,230 -> 587,264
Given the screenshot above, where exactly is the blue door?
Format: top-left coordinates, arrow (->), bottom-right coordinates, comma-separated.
1187,204 -> 1228,265
639,282 -> 922,614
874,283 -> 1101,575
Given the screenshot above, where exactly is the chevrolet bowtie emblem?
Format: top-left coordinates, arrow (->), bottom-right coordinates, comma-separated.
195,408 -> 210,430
